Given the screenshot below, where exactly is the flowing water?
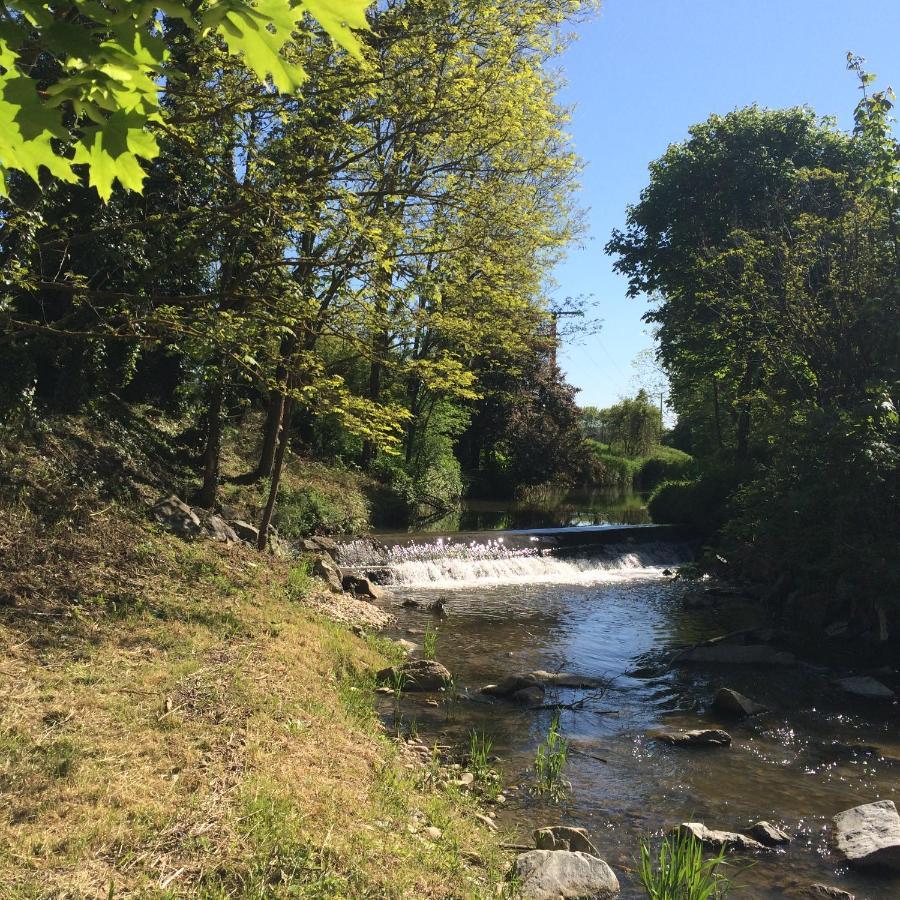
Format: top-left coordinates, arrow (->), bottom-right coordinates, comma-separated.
342,529 -> 900,899
375,486 -> 652,533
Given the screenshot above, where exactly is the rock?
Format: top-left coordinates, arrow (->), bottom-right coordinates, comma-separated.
394,639 -> 418,656
534,826 -> 599,856
458,772 -> 475,786
673,644 -> 796,666
654,729 -> 732,748
229,519 -> 260,544
312,556 -> 344,593
712,688 -> 767,718
341,574 -> 383,600
833,799 -> 900,871
809,884 -> 855,899
375,659 -> 452,692
482,671 -> 599,699
662,568 -> 673,576
746,821 -> 791,846
151,495 -> 201,537
833,676 -> 895,699
205,514 -> 238,543
424,825 -> 442,841
672,823 -> 767,853
512,850 -> 620,900
511,685 -> 546,706
301,535 -> 339,556
427,598 -> 448,617
402,599 -> 422,609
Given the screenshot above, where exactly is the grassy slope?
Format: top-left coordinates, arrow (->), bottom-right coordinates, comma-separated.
587,442 -> 694,489
0,407 -> 509,898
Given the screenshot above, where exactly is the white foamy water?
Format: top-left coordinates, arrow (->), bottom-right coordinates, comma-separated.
354,539 -> 690,589
388,553 -> 674,589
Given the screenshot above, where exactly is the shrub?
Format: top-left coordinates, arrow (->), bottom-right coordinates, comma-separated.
275,485 -> 368,537
637,448 -> 696,490
648,467 -> 738,534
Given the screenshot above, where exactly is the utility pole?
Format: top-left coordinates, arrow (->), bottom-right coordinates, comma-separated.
548,309 -> 581,367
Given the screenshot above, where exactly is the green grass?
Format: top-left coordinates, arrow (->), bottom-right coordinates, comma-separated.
587,442 -> 695,490
423,625 -> 439,660
533,712 -> 568,800
638,830 -> 731,900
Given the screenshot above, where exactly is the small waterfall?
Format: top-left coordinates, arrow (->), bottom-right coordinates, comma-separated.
338,536 -> 690,590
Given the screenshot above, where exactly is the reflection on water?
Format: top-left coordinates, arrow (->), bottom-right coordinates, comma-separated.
378,486 -> 651,533
378,561 -> 899,899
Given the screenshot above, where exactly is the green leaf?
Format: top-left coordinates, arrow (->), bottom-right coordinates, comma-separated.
71,111 -> 160,201
300,0 -> 370,57
0,71 -> 77,194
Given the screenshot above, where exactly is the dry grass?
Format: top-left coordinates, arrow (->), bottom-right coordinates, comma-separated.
0,411 -> 510,898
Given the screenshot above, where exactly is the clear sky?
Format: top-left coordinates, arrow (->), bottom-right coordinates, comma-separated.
554,0 -> 900,410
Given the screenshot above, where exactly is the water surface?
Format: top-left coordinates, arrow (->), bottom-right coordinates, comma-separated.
366,541 -> 899,899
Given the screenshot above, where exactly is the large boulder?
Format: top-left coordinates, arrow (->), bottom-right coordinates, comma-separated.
151,495 -> 201,537
671,823 -> 768,853
534,826 -> 599,856
375,659 -> 451,692
832,800 -> 900,871
654,729 -> 732,748
312,556 -> 344,594
833,676 -> 896,699
512,850 -> 619,899
712,688 -> 767,718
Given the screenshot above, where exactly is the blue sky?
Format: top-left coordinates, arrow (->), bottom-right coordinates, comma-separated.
554,0 -> 900,410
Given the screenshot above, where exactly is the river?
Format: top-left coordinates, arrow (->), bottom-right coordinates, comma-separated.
342,528 -> 899,899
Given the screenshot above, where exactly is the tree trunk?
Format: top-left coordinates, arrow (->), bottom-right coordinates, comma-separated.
257,398 -> 293,551
257,390 -> 283,479
712,379 -> 724,450
198,376 -> 224,508
734,360 -> 757,462
360,328 -> 388,470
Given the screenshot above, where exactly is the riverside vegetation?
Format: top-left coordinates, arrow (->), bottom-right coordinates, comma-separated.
609,59 -> 899,650
0,1 -> 897,897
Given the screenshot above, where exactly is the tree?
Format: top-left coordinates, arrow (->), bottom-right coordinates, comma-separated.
609,61 -> 899,627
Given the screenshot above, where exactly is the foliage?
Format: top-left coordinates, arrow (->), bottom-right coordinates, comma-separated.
638,830 -> 731,900
0,0 -> 370,198
1,0 -> 593,529
584,390 -> 662,456
608,61 -> 899,624
275,484 -> 368,537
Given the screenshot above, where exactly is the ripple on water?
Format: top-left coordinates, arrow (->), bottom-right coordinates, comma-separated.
380,562 -> 899,899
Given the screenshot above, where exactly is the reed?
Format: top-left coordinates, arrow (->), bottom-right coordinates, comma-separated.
533,712 -> 568,798
638,829 -> 731,899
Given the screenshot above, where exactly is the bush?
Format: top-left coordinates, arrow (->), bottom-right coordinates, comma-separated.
636,448 -> 696,490
275,485 -> 368,537
648,467 -> 739,534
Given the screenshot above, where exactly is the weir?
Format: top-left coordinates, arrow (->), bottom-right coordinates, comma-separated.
337,524 -> 695,590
